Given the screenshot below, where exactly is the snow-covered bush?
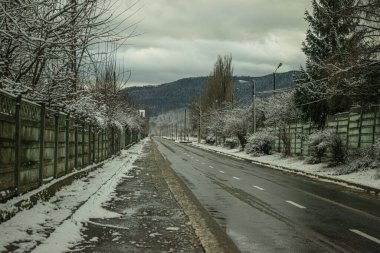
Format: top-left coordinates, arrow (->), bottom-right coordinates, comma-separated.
224,138 -> 239,149
308,131 -> 328,163
245,131 -> 276,156
339,138 -> 380,175
222,106 -> 250,149
206,135 -> 215,145
307,129 -> 346,165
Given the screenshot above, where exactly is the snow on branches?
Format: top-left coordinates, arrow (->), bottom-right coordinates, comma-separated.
0,0 -> 143,131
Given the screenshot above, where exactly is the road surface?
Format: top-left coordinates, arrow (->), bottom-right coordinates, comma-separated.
154,138 -> 380,253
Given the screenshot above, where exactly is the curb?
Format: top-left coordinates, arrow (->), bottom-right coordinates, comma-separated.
188,143 -> 380,196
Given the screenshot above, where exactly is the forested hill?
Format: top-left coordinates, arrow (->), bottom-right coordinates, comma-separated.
124,71 -> 297,116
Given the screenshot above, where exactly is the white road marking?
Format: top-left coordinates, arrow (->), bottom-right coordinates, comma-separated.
209,166 -> 214,169
233,176 -> 240,180
196,159 -> 199,162
286,201 -> 306,209
350,229 -> 380,245
202,162 -> 206,165
253,185 -> 264,191
219,170 -> 225,174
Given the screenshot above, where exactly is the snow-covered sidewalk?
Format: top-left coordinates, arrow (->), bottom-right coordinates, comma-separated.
190,142 -> 380,192
0,139 -> 147,253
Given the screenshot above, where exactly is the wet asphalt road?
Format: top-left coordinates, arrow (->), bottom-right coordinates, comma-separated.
154,138 -> 380,253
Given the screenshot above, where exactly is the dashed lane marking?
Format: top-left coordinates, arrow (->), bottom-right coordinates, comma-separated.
350,229 -> 380,245
233,176 -> 240,180
209,166 -> 214,169
286,201 -> 306,209
219,170 -> 225,174
253,185 -> 264,191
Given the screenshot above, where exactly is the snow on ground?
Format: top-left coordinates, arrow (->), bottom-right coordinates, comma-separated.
0,139 -> 147,253
190,142 -> 380,191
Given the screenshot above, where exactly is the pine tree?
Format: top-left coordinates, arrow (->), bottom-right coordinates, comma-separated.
295,0 -> 363,127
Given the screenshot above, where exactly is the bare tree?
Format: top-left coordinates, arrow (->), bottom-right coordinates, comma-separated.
201,54 -> 234,111
259,91 -> 300,156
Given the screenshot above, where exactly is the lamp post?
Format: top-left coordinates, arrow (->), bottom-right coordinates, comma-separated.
273,62 -> 282,96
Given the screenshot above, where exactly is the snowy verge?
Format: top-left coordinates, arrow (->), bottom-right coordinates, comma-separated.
189,142 -> 380,194
0,164 -> 106,223
0,139 -> 147,252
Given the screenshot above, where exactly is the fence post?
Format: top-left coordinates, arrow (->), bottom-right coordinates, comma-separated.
358,108 -> 363,148
65,114 -> 70,175
373,107 -> 378,144
111,127 -> 115,155
308,121 -> 312,156
300,125 -> 304,155
53,113 -> 59,178
74,120 -> 78,169
104,128 -> 106,158
294,125 -> 297,155
82,122 -> 85,167
346,110 -> 351,150
103,129 -> 105,160
88,124 -> 91,163
124,126 -> 128,147
38,103 -> 45,186
97,131 -> 100,162
288,125 -> 291,155
93,128 -> 96,163
14,95 -> 22,194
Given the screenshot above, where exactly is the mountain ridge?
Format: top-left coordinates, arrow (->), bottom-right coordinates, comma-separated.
124,71 -> 297,116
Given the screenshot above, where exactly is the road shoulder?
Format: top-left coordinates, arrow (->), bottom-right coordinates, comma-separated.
189,142 -> 380,195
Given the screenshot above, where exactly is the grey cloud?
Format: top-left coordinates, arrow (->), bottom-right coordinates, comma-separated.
114,0 -> 311,86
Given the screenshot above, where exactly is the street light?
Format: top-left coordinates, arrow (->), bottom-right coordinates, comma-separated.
273,62 -> 282,96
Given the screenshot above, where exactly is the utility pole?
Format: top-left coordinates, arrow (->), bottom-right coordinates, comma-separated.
252,80 -> 256,133
198,104 -> 201,143
273,63 -> 282,96
184,109 -> 187,141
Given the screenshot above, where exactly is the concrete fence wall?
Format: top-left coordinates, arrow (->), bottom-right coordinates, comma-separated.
0,89 -> 138,201
266,105 -> 380,156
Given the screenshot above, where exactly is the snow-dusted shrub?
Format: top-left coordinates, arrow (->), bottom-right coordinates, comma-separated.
328,131 -> 346,166
307,129 -> 346,165
206,135 -> 215,145
222,106 -> 250,149
307,130 -> 328,164
339,138 -> 380,174
224,138 -> 239,149
245,131 -> 275,156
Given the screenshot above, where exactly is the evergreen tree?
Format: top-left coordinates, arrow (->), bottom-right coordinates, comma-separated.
295,0 -> 363,127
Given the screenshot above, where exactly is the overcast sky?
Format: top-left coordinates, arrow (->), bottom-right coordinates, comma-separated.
116,0 -> 311,87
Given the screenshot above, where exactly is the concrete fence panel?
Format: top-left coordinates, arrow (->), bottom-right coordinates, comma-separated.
0,89 -> 131,201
